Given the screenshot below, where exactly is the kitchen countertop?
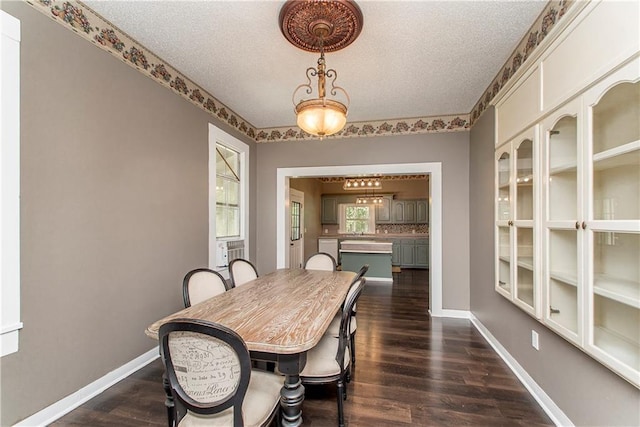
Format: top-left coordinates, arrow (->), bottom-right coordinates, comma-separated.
340,240 -> 393,253
321,233 -> 428,239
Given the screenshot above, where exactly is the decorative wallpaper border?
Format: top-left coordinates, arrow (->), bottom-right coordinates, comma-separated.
469,0 -> 574,125
24,0 -> 573,142
317,175 -> 428,183
256,114 -> 470,142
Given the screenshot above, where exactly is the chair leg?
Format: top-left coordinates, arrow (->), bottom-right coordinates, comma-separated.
337,379 -> 345,427
350,332 -> 356,367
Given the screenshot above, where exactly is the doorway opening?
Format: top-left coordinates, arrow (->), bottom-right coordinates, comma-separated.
276,162 -> 444,316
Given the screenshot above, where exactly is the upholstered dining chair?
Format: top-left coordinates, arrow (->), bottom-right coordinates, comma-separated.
182,268 -> 230,308
325,264 -> 369,367
159,319 -> 282,427
299,277 -> 366,427
229,258 -> 259,288
303,252 -> 337,271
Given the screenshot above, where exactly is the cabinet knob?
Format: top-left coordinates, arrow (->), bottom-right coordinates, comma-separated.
550,306 -> 561,314
582,221 -> 587,230
508,220 -> 513,226
575,221 -> 580,230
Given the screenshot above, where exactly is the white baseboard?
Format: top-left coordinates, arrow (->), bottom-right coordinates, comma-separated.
14,347 -> 159,427
469,314 -> 574,427
430,309 -> 471,319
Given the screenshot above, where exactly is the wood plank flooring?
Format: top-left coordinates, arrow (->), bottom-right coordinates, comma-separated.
51,269 -> 552,426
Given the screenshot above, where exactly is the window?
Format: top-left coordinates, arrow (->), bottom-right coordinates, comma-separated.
340,204 -> 376,234
208,124 -> 249,271
215,144 -> 240,238
291,201 -> 301,241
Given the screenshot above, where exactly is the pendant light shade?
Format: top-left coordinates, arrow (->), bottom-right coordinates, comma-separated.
296,99 -> 348,137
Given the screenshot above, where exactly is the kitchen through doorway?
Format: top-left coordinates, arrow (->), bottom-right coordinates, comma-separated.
277,162 -> 444,317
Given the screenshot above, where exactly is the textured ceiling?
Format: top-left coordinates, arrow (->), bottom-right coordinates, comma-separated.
83,1 -> 548,130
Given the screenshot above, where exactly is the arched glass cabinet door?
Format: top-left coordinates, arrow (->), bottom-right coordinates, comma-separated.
543,103 -> 581,342
587,78 -> 640,382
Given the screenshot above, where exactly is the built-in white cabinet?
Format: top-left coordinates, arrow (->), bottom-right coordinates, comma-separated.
492,0 -> 639,387
495,127 -> 538,317
583,66 -> 639,385
496,59 -> 640,387
542,63 -> 640,385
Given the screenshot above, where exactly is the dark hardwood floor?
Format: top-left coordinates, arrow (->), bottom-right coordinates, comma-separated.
51,269 -> 552,426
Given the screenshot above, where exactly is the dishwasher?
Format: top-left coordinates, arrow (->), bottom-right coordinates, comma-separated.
318,238 -> 339,263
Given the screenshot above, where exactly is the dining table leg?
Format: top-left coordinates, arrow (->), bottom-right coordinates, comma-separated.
277,353 -> 307,427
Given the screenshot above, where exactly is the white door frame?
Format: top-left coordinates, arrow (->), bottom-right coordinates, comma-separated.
276,162 -> 444,316
287,188 -> 305,268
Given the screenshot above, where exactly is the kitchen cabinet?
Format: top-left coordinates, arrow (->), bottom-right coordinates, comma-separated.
391,240 -> 401,265
416,200 -> 428,224
392,201 -> 405,223
321,196 -> 338,224
390,200 -> 427,224
400,240 -> 415,266
404,201 -> 416,223
415,239 -> 429,268
397,238 -> 429,269
495,126 -> 538,318
375,196 -> 393,224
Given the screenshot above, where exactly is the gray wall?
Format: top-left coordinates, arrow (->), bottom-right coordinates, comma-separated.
0,3 -> 256,425
256,133 -> 470,311
469,107 -> 640,426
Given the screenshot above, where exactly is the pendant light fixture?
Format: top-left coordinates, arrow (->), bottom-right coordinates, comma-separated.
279,0 -> 363,138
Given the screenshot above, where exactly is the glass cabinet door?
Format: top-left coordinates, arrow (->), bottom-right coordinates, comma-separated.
497,151 -> 511,221
496,150 -> 512,297
514,138 -> 535,311
515,139 -> 534,221
586,78 -> 640,380
497,226 -> 511,294
548,116 -> 578,221
495,129 -> 538,316
543,102 -> 582,341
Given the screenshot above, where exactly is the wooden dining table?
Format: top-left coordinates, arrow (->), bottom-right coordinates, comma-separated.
146,268 -> 356,427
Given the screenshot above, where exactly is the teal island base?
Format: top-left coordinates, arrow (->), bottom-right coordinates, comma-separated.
340,251 -> 392,283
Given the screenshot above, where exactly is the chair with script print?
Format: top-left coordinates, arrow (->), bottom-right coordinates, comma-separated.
229,258 -> 259,288
182,268 -> 230,308
300,277 -> 366,427
159,319 -> 282,427
303,252 -> 337,271
325,264 -> 368,368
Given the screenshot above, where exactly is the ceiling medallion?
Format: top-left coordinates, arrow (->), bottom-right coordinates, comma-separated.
280,0 -> 363,138
279,0 -> 364,53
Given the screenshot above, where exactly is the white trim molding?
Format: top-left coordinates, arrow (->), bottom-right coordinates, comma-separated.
1,9 -> 22,357
470,314 -> 574,427
276,162 -> 443,316
13,348 -> 159,427
432,309 -> 471,319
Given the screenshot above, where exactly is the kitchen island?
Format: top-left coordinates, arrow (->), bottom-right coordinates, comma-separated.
340,240 -> 393,283
320,233 -> 429,270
